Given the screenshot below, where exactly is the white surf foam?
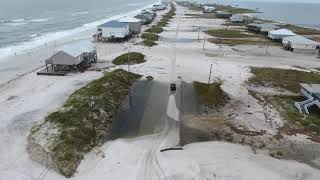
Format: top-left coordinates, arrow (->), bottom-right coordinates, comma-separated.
0,1 -> 160,60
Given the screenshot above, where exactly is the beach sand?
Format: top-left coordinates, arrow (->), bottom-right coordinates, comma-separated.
1,2 -> 320,180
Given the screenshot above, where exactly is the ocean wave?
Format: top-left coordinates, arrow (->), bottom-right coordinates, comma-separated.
0,19 -> 25,24
72,11 -> 89,16
29,34 -> 41,38
27,18 -> 49,23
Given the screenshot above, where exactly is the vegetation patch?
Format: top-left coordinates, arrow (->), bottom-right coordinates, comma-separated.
141,33 -> 159,41
209,38 -> 276,46
142,39 -> 158,47
193,81 -> 228,107
28,69 -> 141,177
249,67 -> 320,93
225,7 -> 258,14
206,29 -> 255,38
113,52 -> 145,65
274,96 -> 320,135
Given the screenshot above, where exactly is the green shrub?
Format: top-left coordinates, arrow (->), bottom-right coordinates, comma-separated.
141,33 -> 159,41
113,52 -> 145,65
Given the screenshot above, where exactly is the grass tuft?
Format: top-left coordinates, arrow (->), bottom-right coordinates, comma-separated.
113,52 -> 145,65
249,67 -> 320,93
193,81 -> 227,107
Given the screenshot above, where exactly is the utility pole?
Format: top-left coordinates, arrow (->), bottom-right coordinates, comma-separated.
208,64 -> 213,84
198,26 -> 201,42
203,33 -> 207,51
265,41 -> 270,55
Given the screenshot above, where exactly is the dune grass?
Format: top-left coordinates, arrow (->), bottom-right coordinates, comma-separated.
113,52 -> 145,65
209,38 -> 276,46
142,39 -> 158,47
193,81 -> 226,107
35,69 -> 141,177
206,29 -> 254,38
141,33 -> 159,41
249,67 -> 320,93
273,95 -> 320,134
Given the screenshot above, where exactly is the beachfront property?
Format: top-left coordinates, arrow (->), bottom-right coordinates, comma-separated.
247,23 -> 280,34
38,41 -> 97,75
295,83 -> 320,114
153,3 -> 166,11
96,20 -> 130,42
135,10 -> 155,24
230,14 -> 252,23
282,35 -> 320,53
119,17 -> 142,35
203,6 -> 215,13
268,29 -> 296,41
216,11 -> 233,18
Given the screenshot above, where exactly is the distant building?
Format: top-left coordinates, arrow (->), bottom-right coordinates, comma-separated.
119,17 -> 142,35
96,20 -> 130,42
135,10 -> 155,24
268,29 -> 296,41
42,41 -> 96,74
282,35 -> 320,53
203,6 -> 215,13
216,11 -> 232,18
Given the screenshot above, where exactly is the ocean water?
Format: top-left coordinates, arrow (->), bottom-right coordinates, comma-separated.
197,0 -> 320,29
0,0 -> 157,58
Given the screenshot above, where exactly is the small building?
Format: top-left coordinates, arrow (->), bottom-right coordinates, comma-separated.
39,41 -> 96,75
153,3 -> 166,10
203,6 -> 215,13
216,11 -> 233,18
247,23 -> 280,34
268,29 -> 296,41
230,14 -> 252,23
134,10 -> 155,24
282,35 -> 320,53
118,17 -> 141,35
96,20 -> 130,42
295,83 -> 320,114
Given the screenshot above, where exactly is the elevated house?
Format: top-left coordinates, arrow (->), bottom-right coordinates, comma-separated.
39,41 -> 96,75
96,20 -> 130,42
203,6 -> 215,13
216,11 -> 232,18
295,83 -> 320,114
119,17 -> 142,35
247,23 -> 280,34
282,35 -> 320,54
135,10 -> 155,24
153,3 -> 166,11
268,29 -> 296,41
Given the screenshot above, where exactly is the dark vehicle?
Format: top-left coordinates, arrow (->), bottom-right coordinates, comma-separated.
170,83 -> 176,92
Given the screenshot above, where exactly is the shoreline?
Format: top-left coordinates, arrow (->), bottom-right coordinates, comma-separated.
0,1 -> 158,61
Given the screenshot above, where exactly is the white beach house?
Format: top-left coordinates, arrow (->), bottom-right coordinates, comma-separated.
118,17 -> 141,35
203,6 -> 215,13
44,40 -> 96,72
268,29 -> 296,41
282,35 -> 320,53
97,20 -> 130,41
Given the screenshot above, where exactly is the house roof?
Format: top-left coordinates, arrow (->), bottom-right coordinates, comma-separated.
119,17 -> 141,23
269,29 -> 296,36
283,35 -> 320,45
301,83 -> 320,94
56,40 -> 96,57
98,20 -> 128,28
